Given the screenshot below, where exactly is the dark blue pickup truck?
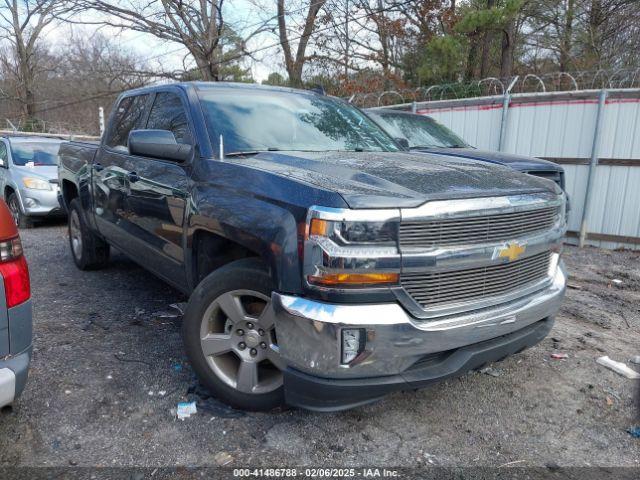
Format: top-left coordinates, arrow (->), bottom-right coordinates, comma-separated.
366,108 -> 566,190
58,82 -> 567,411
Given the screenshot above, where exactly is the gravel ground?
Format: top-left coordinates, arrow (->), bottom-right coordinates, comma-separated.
0,222 -> 638,468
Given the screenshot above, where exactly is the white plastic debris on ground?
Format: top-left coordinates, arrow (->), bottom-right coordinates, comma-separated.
214,452 -> 234,466
176,401 -> 198,420
596,356 -> 640,379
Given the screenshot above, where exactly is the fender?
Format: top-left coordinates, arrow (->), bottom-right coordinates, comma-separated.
186,158 -> 346,294
59,142 -> 99,232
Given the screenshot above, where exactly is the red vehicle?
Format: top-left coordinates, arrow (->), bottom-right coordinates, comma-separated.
0,199 -> 31,408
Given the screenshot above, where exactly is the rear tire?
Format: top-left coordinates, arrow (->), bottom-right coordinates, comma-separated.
8,193 -> 34,229
68,198 -> 110,270
182,258 -> 285,411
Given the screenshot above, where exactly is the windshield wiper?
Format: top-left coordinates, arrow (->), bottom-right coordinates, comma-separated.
225,148 -> 280,157
410,144 -> 467,149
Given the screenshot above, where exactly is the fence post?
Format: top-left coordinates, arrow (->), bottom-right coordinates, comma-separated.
98,107 -> 105,137
498,76 -> 519,152
579,88 -> 608,248
411,101 -> 417,114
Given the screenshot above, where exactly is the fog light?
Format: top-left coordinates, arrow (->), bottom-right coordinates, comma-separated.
23,197 -> 37,208
342,328 -> 365,364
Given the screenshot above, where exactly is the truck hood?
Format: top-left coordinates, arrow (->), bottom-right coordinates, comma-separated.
232,150 -> 560,209
413,147 -> 562,173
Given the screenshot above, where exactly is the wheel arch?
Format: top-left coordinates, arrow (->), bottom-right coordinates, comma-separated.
190,229 -> 263,287
4,184 -> 15,200
61,179 -> 79,211
187,210 -> 303,295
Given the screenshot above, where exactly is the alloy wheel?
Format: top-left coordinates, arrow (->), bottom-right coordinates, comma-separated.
199,289 -> 284,394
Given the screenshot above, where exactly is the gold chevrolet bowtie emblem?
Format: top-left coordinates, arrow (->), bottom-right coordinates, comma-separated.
498,242 -> 526,262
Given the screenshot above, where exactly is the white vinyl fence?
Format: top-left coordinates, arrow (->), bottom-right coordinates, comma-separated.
383,88 -> 640,250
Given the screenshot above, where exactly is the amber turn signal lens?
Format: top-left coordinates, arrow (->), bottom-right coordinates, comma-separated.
308,272 -> 399,287
309,218 -> 330,237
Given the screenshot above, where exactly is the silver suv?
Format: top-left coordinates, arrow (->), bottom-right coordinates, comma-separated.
0,136 -> 65,228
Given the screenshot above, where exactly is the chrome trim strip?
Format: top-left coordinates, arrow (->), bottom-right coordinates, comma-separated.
308,205 -> 400,223
401,226 -> 564,273
400,192 -> 563,222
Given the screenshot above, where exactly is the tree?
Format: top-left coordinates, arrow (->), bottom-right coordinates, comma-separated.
455,0 -> 522,79
262,72 -> 287,85
417,34 -> 465,84
277,0 -> 328,86
350,0 -> 406,89
479,0 -> 495,77
72,0 -> 267,81
0,29 -> 153,134
0,0 -> 76,123
522,0 -> 640,73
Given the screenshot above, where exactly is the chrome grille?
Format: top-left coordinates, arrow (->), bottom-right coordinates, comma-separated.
399,206 -> 559,248
401,252 -> 552,309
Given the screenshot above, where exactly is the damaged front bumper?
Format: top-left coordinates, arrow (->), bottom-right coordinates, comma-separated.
271,261 -> 566,411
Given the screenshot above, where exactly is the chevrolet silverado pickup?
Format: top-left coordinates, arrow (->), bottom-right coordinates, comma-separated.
58,82 -> 567,411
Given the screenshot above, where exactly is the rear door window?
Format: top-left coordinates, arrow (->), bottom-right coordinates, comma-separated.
145,92 -> 192,145
105,94 -> 149,149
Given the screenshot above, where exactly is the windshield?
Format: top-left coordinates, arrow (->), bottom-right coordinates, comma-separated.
10,141 -> 60,166
197,88 -> 400,154
368,111 -> 469,149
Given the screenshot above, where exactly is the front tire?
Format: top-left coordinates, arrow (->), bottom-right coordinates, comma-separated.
68,198 -> 110,270
8,193 -> 33,229
182,258 -> 285,411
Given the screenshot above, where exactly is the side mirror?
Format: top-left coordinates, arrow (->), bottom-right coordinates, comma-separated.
0,159 -> 6,168
394,137 -> 410,149
128,129 -> 192,162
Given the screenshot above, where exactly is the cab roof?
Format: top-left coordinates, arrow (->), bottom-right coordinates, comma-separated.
121,81 -> 326,99
3,135 -> 64,144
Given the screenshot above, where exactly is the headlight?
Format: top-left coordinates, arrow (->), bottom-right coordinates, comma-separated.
22,177 -> 51,191
309,218 -> 396,245
304,206 -> 400,288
